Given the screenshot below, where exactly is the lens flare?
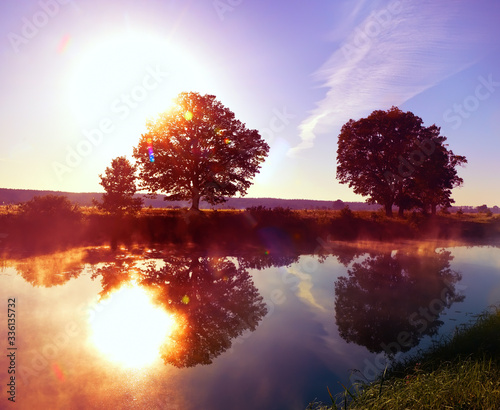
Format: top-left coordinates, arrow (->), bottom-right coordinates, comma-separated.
184,111 -> 193,121
52,363 -> 65,382
57,34 -> 71,54
147,137 -> 155,162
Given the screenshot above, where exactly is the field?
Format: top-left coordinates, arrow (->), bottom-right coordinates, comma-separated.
1,205 -> 500,257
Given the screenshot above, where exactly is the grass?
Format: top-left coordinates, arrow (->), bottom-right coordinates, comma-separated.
310,307 -> 500,409
1,205 -> 499,257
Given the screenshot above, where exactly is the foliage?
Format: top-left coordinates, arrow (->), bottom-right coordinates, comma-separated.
15,195 -> 82,251
133,92 -> 269,210
339,205 -> 354,219
94,156 -> 143,214
476,204 -> 489,213
336,107 -> 466,217
246,205 -> 294,218
19,194 -> 81,219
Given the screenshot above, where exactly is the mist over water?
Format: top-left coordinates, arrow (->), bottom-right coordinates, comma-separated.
0,241 -> 499,409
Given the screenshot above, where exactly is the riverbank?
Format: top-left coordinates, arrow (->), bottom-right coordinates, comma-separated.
0,206 -> 499,256
311,307 -> 500,409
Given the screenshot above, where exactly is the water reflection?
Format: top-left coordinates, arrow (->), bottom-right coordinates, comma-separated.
334,249 -> 465,354
1,242 -> 491,409
11,249 -> 86,287
89,283 -> 177,368
91,252 -> 268,368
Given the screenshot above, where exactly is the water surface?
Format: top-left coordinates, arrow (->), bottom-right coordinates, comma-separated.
1,242 -> 499,409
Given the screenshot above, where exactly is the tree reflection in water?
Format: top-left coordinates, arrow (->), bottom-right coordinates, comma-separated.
334,249 -> 464,354
92,252 -> 268,368
11,249 -> 87,287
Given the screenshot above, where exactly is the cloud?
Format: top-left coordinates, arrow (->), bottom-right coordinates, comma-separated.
289,0 -> 497,157
287,267 -> 326,311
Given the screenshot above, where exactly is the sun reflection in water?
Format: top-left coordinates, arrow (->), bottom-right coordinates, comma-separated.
89,283 -> 176,368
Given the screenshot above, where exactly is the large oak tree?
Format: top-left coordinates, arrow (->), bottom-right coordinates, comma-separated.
336,107 -> 466,216
133,92 -> 269,211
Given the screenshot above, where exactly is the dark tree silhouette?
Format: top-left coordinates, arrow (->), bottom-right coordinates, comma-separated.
410,143 -> 466,215
94,156 -> 143,214
90,250 -> 267,368
476,204 -> 489,214
336,107 -> 466,216
140,255 -> 267,367
237,252 -> 300,270
334,249 -> 464,355
133,92 -> 269,211
19,194 -> 80,218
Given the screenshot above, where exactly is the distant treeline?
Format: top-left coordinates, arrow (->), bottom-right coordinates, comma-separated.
0,188 -> 497,213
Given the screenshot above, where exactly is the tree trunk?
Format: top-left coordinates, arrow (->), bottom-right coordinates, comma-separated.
398,206 -> 405,218
431,203 -> 437,215
191,189 -> 201,211
385,203 -> 393,217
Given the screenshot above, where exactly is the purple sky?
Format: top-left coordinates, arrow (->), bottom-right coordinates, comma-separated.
1,0 -> 499,206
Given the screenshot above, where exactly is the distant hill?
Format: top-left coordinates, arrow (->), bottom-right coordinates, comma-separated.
0,188 -> 496,213
0,188 -> 379,210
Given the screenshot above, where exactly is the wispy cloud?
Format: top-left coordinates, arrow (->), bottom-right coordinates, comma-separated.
287,267 -> 326,311
289,0 -> 496,157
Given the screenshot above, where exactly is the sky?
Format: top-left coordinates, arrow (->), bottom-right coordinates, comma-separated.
1,0 -> 499,206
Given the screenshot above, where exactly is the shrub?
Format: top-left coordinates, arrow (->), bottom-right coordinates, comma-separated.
19,195 -> 81,219
339,205 -> 354,219
15,195 -> 83,251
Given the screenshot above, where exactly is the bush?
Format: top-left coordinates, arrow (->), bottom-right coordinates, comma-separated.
19,195 -> 81,219
339,205 -> 354,219
15,195 -> 83,252
408,210 -> 425,227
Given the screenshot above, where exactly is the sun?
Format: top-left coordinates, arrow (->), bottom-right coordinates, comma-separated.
89,283 -> 177,368
66,30 -> 210,130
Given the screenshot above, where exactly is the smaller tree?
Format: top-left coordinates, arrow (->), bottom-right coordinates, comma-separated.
94,156 -> 143,214
476,204 -> 489,213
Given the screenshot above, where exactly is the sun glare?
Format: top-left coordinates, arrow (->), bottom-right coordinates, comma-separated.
89,283 -> 176,368
66,31 -> 209,127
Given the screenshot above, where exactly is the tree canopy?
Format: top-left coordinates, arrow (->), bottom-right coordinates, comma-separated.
336,107 -> 467,216
133,92 -> 270,210
94,156 -> 143,214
